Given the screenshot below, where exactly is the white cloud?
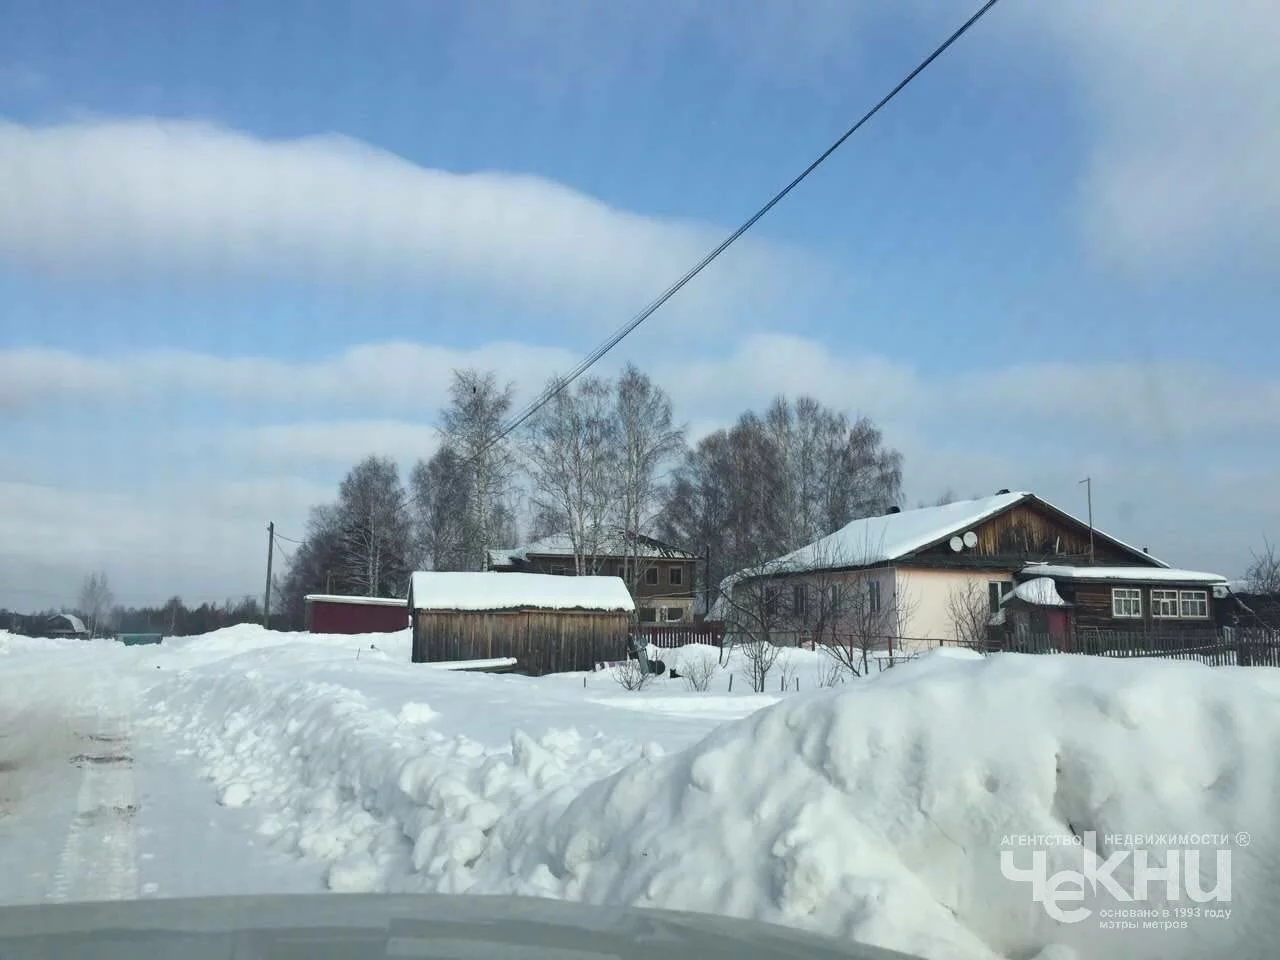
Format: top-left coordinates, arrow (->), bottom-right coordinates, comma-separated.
228,420 -> 444,467
2,334 -> 1277,607
1030,0 -> 1280,269
0,118 -> 812,327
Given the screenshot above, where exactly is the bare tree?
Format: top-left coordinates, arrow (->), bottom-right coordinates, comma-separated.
739,639 -> 781,692
441,369 -> 518,571
1245,538 -> 1280,595
615,365 -> 686,593
409,446 -> 474,571
947,580 -> 995,651
613,657 -> 657,691
77,571 -> 114,638
679,651 -> 720,692
523,375 -> 618,575
333,456 -> 414,597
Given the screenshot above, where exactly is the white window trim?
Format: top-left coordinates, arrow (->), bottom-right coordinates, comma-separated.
1151,588 -> 1180,619
1112,587 -> 1143,619
664,606 -> 684,622
1178,589 -> 1209,619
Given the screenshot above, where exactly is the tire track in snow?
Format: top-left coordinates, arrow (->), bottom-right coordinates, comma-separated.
45,688 -> 139,904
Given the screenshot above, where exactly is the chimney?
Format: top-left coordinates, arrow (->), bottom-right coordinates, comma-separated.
887,506 -> 902,514
1143,547 -> 1149,554
996,488 -> 1010,495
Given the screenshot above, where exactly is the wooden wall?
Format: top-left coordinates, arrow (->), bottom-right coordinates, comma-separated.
914,501 -> 1155,568
412,608 -> 630,675
1060,581 -> 1222,638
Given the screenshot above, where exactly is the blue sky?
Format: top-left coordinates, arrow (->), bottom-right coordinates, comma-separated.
1,0 -> 1277,608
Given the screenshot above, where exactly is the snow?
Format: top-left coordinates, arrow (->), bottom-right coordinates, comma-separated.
2,625 -> 1279,960
409,571 -> 635,612
304,594 -> 406,607
1007,577 -> 1070,607
489,530 -> 699,566
1022,564 -> 1228,584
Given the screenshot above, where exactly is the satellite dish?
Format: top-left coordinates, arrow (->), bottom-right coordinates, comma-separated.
949,536 -> 964,552
963,531 -> 978,548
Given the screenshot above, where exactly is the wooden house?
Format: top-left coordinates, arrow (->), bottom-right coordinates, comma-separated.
407,571 -> 635,676
717,490 -> 1234,652
487,530 -> 699,624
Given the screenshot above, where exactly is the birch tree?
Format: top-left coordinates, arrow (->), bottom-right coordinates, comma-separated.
614,364 -> 686,592
523,376 -> 618,575
333,456 -> 413,597
77,571 -> 114,638
440,369 -> 517,571
409,446 -> 474,571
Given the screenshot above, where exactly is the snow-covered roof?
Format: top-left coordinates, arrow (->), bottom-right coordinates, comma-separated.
409,572 -> 636,613
1004,576 -> 1070,607
304,594 -> 406,607
1020,564 -> 1227,585
763,492 -> 1033,573
53,613 -> 87,633
488,530 -> 698,566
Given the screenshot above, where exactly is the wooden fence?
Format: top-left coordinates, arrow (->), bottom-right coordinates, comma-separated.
944,627 -> 1280,668
634,621 -> 725,649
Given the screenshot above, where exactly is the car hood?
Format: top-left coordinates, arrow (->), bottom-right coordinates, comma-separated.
0,893 -> 923,959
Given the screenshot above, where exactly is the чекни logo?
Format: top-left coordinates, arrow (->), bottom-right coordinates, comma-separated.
1000,832 -> 1233,924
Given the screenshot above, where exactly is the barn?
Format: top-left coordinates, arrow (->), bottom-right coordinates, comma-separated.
304,594 -> 409,634
407,571 -> 634,675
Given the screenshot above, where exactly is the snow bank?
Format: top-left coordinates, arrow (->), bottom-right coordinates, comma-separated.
134,626 -> 1278,960
480,651 -> 1280,960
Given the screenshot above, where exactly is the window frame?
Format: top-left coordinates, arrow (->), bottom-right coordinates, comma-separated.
1111,587 -> 1143,619
1150,588 -> 1180,618
1178,589 -> 1209,619
668,565 -> 683,586
644,566 -> 658,586
638,606 -> 657,623
664,606 -> 684,622
867,579 -> 882,614
792,583 -> 807,617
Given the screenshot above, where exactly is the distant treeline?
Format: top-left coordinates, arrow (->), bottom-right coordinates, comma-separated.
2,596 -> 263,639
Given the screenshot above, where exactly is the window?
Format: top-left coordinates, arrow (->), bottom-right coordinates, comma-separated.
1151,589 -> 1179,618
987,581 -> 1012,614
644,567 -> 658,585
638,606 -> 657,622
792,584 -> 807,617
764,588 -> 780,617
664,606 -> 684,622
1179,590 -> 1209,619
868,579 -> 881,614
669,566 -> 683,586
826,585 -> 840,614
1112,587 -> 1142,618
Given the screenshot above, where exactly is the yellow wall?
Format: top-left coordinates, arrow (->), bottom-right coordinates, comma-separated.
894,566 -> 1014,651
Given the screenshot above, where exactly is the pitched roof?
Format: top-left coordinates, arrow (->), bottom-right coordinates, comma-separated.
408,571 -> 635,613
488,530 -> 698,567
1020,564 -> 1227,585
718,492 -> 1168,597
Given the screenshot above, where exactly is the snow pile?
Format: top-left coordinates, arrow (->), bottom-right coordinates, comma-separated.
138,626 -> 1280,960
481,651 -> 1280,960
409,571 -> 635,612
1008,577 -> 1069,607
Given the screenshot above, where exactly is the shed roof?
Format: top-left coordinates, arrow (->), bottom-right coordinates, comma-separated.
409,571 -> 635,613
304,594 -> 405,607
1020,564 -> 1227,585
488,530 -> 698,567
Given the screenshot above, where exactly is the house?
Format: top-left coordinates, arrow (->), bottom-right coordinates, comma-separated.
407,571 -> 635,675
487,530 -> 700,624
717,490 -> 1235,652
304,594 -> 410,634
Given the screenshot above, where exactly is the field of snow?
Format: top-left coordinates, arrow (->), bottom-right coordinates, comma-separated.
2,625 -> 1279,959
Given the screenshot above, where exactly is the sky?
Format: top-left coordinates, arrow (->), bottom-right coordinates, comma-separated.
1,0 -> 1278,610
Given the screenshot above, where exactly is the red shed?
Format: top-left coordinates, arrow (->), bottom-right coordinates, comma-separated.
304,594 -> 409,634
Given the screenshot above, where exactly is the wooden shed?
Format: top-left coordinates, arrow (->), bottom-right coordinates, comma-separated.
304,594 -> 409,634
407,571 -> 634,676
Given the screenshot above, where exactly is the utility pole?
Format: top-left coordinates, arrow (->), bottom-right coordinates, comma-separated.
1078,478 -> 1094,564
264,521 -> 274,629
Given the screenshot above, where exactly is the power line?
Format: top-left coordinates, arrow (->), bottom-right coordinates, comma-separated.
470,0 -> 1003,462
